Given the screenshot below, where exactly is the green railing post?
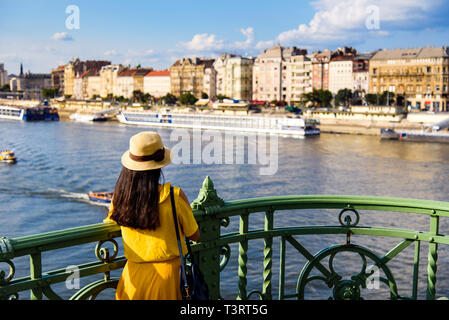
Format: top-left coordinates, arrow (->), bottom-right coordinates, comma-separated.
191,176 -> 225,300
262,208 -> 274,300
30,253 -> 42,300
427,214 -> 439,300
237,212 -> 249,300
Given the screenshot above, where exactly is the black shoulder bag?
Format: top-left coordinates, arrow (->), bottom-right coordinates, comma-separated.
170,186 -> 210,300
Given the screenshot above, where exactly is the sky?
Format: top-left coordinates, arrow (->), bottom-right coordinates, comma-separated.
1,0 -> 449,74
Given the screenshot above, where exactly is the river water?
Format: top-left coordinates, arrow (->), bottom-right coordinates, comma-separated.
1,119 -> 449,300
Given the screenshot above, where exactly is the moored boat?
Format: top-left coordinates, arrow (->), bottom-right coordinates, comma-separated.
0,150 -> 17,164
69,113 -> 107,122
380,128 -> 449,143
88,191 -> 113,204
0,104 -> 59,121
117,110 -> 320,137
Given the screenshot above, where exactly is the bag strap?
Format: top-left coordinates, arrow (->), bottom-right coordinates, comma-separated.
170,185 -> 190,299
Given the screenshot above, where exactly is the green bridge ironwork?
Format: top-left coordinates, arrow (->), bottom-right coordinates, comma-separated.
1,176 -> 449,300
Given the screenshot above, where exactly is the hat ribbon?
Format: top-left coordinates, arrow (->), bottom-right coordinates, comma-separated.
129,148 -> 165,162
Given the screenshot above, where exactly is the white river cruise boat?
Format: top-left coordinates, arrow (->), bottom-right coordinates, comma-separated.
0,104 -> 59,121
117,111 -> 320,137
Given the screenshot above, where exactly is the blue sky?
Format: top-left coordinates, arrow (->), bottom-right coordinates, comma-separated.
1,0 -> 449,74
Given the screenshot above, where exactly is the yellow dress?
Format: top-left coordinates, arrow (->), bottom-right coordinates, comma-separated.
104,182 -> 199,300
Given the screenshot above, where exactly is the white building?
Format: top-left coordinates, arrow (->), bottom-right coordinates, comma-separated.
352,54 -> 372,94
116,70 -> 135,99
73,76 -> 83,100
143,70 -> 171,97
214,54 -> 254,101
285,54 -> 312,103
329,58 -> 354,94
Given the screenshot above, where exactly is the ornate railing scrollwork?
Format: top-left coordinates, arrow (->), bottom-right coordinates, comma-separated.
0,260 -> 15,286
338,207 -> 360,227
219,244 -> 231,272
297,244 -> 398,300
69,279 -> 119,300
95,239 -> 119,263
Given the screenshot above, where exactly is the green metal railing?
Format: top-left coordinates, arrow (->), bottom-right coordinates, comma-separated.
2,176 -> 449,300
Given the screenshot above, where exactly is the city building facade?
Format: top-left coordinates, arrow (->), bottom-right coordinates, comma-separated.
0,63 -> 8,87
369,46 -> 449,111
99,64 -> 125,98
311,50 -> 332,90
143,70 -> 171,97
169,57 -> 215,98
64,58 -> 110,97
252,45 -> 307,102
328,47 -> 358,94
51,65 -> 65,96
214,54 -> 254,101
116,67 -> 152,99
284,54 -> 312,103
352,54 -> 371,94
74,69 -> 101,100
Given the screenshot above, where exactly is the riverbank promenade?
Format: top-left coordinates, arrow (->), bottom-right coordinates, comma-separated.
1,176 -> 449,300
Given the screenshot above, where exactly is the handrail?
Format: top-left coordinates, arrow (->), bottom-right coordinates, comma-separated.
1,176 -> 449,300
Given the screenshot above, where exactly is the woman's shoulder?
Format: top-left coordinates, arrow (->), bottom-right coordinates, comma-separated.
178,188 -> 190,206
160,182 -> 190,206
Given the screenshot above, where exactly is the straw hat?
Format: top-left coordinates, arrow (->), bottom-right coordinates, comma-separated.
121,131 -> 172,171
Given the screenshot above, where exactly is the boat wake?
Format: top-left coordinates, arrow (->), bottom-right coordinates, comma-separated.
0,185 -> 110,208
47,188 -> 111,208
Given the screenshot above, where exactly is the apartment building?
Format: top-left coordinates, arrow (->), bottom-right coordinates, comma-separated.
116,67 -> 152,99
0,63 -> 8,87
99,64 -> 125,98
284,54 -> 312,103
143,70 -> 171,97
64,58 -> 110,97
352,54 -> 372,94
169,57 -> 215,98
252,45 -> 307,102
214,54 -> 254,101
74,69 -> 101,100
311,49 -> 332,90
369,46 -> 449,111
51,65 -> 65,95
329,47 -> 358,94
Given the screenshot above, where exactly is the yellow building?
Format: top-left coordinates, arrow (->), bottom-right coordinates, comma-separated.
169,57 -> 215,98
63,58 -> 110,98
99,64 -> 125,98
369,47 -> 449,111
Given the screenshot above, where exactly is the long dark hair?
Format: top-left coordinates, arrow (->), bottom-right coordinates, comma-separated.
110,167 -> 164,230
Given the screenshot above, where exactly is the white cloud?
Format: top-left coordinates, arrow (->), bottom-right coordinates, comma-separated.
272,0 -> 443,46
180,33 -> 225,52
104,49 -> 119,57
51,32 -> 74,41
233,27 -> 255,49
255,40 -> 275,50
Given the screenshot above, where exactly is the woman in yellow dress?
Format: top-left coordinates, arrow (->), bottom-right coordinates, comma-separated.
104,131 -> 200,300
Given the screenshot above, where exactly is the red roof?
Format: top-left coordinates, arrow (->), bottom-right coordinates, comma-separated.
145,70 -> 170,77
118,68 -> 153,77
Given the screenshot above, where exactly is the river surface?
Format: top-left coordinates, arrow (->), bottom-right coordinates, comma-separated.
2,119 -> 449,300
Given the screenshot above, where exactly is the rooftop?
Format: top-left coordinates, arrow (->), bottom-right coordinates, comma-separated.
118,68 -> 153,77
372,46 -> 449,60
145,70 -> 170,77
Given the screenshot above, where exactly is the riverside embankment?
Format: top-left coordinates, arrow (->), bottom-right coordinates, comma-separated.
2,98 -> 448,135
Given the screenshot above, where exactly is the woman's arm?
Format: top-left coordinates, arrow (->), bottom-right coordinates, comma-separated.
179,189 -> 200,242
